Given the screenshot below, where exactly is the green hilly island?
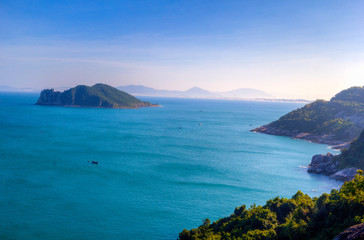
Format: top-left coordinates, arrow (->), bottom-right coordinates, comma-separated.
36,83 -> 158,108
252,86 -> 364,147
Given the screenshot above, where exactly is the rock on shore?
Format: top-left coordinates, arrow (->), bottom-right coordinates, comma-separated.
334,223 -> 364,240
307,153 -> 359,181
330,168 -> 359,181
307,153 -> 338,175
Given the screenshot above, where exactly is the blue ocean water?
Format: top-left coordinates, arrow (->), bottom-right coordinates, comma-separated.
0,93 -> 340,240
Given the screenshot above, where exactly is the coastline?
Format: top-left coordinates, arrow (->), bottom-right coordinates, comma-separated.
35,103 -> 160,109
251,126 -> 360,182
251,125 -> 351,149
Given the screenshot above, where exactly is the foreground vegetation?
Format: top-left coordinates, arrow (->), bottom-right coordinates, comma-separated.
179,171 -> 364,240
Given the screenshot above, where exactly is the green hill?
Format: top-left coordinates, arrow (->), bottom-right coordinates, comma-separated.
252,87 -> 364,147
331,86 -> 364,104
335,129 -> 364,170
36,83 -> 158,108
179,171 -> 364,240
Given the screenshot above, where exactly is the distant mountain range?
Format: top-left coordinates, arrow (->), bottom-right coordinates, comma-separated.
117,85 -> 274,99
0,85 -> 38,92
1,84 -> 309,102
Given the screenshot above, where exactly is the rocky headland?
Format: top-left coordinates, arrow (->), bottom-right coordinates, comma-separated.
36,83 -> 159,109
252,86 -> 364,149
252,86 -> 364,180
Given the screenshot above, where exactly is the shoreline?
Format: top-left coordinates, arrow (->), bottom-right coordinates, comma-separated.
251,125 -> 351,149
251,126 -> 359,182
35,103 -> 161,109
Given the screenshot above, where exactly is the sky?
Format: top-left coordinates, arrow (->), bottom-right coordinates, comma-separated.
1,0 -> 364,99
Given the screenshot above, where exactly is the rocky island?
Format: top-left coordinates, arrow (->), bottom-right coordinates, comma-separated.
36,83 -> 159,109
252,86 -> 364,149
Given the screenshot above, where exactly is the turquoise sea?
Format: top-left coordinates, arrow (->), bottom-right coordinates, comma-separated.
0,93 -> 340,240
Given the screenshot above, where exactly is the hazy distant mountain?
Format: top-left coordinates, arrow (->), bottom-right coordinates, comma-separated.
0,86 -> 37,92
220,88 -> 273,99
117,85 -> 182,97
182,87 -> 218,98
118,85 -> 273,99
118,85 -> 162,95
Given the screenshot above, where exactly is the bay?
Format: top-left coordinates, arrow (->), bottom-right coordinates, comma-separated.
0,93 -> 340,239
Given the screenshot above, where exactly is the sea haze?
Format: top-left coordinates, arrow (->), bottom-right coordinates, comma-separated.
0,93 -> 339,240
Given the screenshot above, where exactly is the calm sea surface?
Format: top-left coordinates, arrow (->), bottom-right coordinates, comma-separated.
0,93 -> 340,239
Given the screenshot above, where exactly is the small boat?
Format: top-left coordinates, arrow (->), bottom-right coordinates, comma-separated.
92,161 -> 98,164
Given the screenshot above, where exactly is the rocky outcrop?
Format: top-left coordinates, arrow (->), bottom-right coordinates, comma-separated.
333,223 -> 364,240
307,153 -> 338,175
36,89 -> 61,105
330,168 -> 359,182
307,153 -> 359,181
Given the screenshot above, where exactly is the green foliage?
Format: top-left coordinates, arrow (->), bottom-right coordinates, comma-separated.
179,173 -> 364,240
335,130 -> 364,169
331,86 -> 364,104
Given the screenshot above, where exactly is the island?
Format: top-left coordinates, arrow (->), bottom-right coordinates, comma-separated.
36,83 -> 159,109
251,86 -> 364,149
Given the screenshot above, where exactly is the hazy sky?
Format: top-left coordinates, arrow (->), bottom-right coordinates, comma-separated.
1,0 -> 364,99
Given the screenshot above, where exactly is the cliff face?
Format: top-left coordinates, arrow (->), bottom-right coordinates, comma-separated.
307,153 -> 339,175
252,87 -> 364,148
36,89 -> 62,105
36,84 -> 158,109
